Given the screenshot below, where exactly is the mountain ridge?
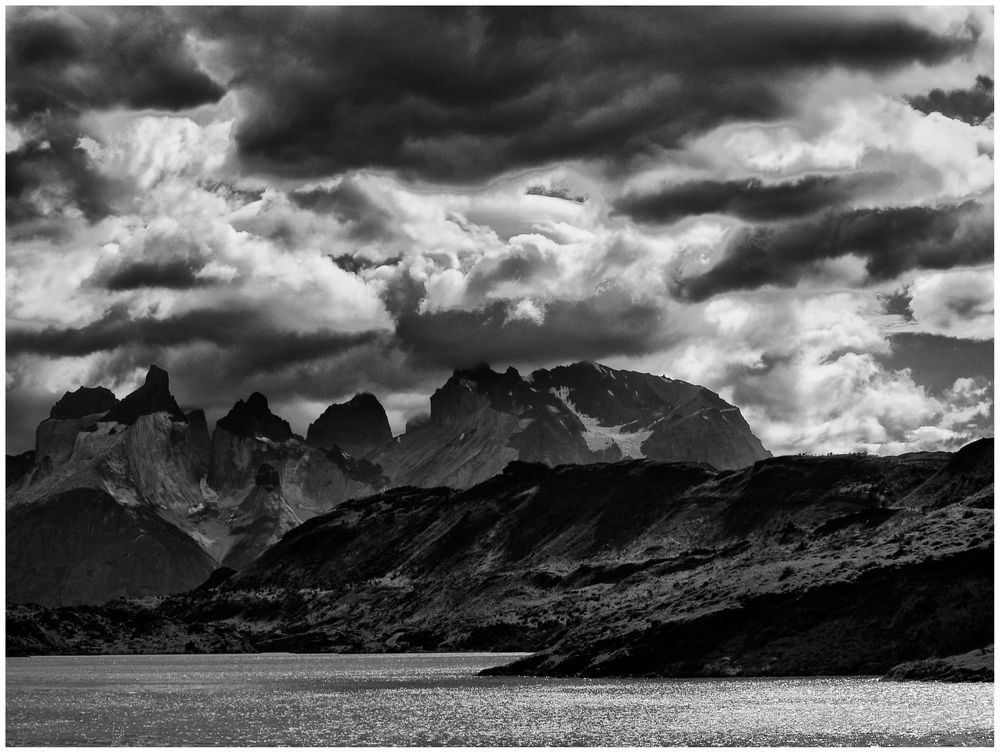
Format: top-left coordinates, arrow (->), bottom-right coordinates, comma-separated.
6,438 -> 991,676
7,360 -> 771,606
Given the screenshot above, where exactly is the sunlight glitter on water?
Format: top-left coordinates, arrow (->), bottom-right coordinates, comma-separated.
6,653 -> 994,746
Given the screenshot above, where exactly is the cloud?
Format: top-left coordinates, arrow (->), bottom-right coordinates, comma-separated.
908,74 -> 994,125
396,291 -> 669,370
878,333 -> 994,395
6,7 -> 224,120
907,269 -> 994,340
5,9 -> 992,459
685,94 -> 994,200
614,173 -> 896,224
181,6 -> 978,182
100,259 -> 210,292
289,178 -> 397,243
6,129 -> 121,225
616,290 -> 991,456
675,201 -> 993,301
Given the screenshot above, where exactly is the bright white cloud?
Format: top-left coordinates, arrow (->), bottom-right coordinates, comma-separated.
908,268 -> 994,340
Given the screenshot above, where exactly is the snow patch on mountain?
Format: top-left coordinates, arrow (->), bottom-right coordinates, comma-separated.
549,387 -> 652,458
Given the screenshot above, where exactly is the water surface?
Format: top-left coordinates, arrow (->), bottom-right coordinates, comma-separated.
6,653 -> 993,746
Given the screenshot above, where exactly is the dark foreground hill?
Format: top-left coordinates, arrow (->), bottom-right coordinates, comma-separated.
7,439 -> 993,678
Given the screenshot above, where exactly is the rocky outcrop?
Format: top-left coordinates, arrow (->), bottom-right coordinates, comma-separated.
102,365 -> 185,425
185,409 -> 212,476
883,646 -> 993,682
306,393 -> 393,457
221,464 -> 302,570
216,392 -> 292,442
35,413 -> 105,467
49,386 -> 118,420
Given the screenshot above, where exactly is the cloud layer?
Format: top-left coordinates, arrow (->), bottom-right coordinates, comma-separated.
5,7 -> 994,457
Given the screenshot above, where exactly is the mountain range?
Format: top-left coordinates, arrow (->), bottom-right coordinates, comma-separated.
6,360 -> 770,606
8,437 -> 992,679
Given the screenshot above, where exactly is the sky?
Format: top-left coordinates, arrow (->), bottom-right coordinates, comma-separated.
5,6 -> 994,456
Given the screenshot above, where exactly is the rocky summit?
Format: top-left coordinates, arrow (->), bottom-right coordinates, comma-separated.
371,361 -> 770,490
306,393 -> 393,457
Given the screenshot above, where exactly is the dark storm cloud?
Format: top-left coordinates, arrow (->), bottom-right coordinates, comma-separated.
6,8 -> 225,230
181,6 -> 976,181
395,292 -> 667,369
908,75 -> 994,126
615,173 -> 896,224
526,185 -> 588,203
7,305 -> 382,373
6,133 -> 120,224
101,260 -> 210,292
878,288 -> 915,322
676,201 -> 993,301
328,254 -> 402,276
6,7 -> 224,121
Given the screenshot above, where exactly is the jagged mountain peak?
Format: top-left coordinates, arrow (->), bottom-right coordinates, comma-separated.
306,392 -> 392,457
49,386 -> 119,420
101,364 -> 185,425
217,392 -> 293,442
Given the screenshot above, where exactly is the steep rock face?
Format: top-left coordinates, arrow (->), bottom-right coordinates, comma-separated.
185,409 -> 212,476
36,412 -> 108,467
34,384 -> 118,468
8,369 -> 394,607
6,451 -> 35,487
208,396 -> 389,567
6,488 -> 217,606
372,361 -> 768,490
529,361 -> 771,470
209,428 -> 383,518
102,365 -> 184,425
221,464 -> 302,571
306,393 -> 393,457
7,373 -> 218,606
372,364 -> 601,490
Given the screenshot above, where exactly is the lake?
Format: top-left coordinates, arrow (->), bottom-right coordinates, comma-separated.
5,653 -> 993,746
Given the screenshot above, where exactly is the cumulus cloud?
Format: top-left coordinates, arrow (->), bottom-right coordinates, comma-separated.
907,268 -> 994,340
